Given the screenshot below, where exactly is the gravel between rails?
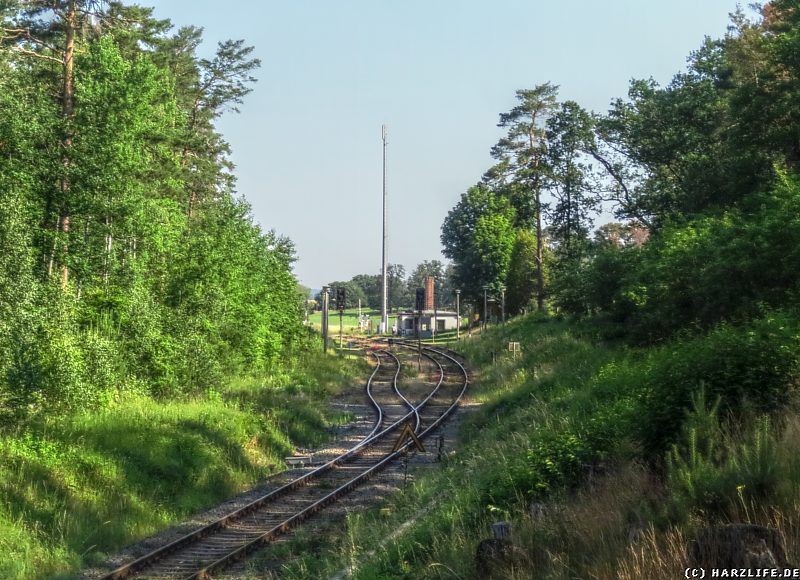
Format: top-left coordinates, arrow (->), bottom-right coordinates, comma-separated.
221,398 -> 481,579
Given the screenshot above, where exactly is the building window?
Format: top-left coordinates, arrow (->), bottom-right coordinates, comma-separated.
437,319 -> 446,331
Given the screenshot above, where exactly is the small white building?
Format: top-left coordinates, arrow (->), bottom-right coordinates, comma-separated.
395,310 -> 460,337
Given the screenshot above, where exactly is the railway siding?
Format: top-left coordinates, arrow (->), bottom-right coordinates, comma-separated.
87,342 -> 469,579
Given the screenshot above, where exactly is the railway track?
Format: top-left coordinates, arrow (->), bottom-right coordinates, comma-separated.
101,341 -> 468,579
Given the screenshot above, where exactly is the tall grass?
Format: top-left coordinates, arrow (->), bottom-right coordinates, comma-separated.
0,350 -> 362,579
281,311 -> 800,579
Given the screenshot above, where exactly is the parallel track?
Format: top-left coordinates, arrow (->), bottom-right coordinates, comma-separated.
101,342 -> 468,579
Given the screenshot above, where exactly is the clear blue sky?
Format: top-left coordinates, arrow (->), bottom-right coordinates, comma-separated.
148,0 -> 744,289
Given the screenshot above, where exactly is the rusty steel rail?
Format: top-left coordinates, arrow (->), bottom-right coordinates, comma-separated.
101,343 -> 467,579
394,343 -> 470,442
184,343 -> 468,579
102,349 -> 397,580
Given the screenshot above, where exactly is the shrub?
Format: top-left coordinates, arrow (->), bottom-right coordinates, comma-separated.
636,313 -> 800,456
622,176 -> 800,340
667,410 -> 782,520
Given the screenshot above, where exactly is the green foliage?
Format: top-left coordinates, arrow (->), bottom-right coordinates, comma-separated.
406,259 -> 446,307
441,185 -> 517,306
281,311 -> 800,579
581,243 -> 642,322
0,8 -> 333,576
314,259 -> 455,315
544,100 -> 598,257
473,212 -> 515,291
485,428 -> 591,506
632,313 -> 800,456
504,229 -> 540,315
557,174 -> 800,336
317,280 -> 368,312
4,292 -> 133,416
0,349 -> 358,578
548,253 -> 591,315
0,16 -> 306,410
667,407 -> 784,520
348,273 -> 381,309
441,8 -> 800,331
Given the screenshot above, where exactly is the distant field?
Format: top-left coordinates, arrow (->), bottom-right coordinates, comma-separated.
306,307 -> 470,344
307,307 -> 384,334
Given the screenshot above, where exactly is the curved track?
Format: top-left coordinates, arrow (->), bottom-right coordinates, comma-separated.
101,341 -> 468,579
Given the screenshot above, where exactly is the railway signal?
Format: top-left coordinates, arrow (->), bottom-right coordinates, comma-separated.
415,287 -> 424,369
455,289 -> 461,340
336,287 -> 346,311
322,286 -> 330,353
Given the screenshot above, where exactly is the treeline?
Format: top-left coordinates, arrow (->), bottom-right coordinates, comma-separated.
440,0 -> 800,539
353,7 -> 800,575
0,1 -> 306,418
318,259 -> 457,311
441,2 -> 800,341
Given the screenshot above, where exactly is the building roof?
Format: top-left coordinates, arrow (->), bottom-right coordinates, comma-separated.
396,310 -> 458,317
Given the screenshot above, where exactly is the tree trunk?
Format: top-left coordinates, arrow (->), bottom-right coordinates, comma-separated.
536,189 -> 544,311
188,189 -> 197,217
59,0 -> 76,288
103,215 -> 113,283
47,215 -> 60,277
59,214 -> 70,287
529,123 -> 545,312
565,163 -> 572,256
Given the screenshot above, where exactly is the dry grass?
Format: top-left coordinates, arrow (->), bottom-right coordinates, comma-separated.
612,525 -> 688,580
480,464 -> 660,579
491,460 -> 800,580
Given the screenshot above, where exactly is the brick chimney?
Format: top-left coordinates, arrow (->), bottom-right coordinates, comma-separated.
425,276 -> 434,310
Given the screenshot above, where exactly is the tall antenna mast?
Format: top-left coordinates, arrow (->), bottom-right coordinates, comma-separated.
380,125 -> 389,334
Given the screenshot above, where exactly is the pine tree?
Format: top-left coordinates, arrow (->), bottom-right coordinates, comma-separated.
488,84 -> 559,311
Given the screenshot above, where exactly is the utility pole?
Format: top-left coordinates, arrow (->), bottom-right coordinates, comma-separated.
501,286 -> 506,324
483,285 -> 489,330
432,280 -> 437,344
380,125 -> 389,334
415,287 -> 423,370
455,289 -> 461,341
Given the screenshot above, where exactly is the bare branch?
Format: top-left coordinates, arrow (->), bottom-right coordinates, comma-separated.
588,148 -> 632,203
13,46 -> 63,65
1,27 -> 31,38
1,27 -> 61,53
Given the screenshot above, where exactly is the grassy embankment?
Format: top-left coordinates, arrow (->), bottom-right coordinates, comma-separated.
0,350 -> 365,579
277,311 -> 800,579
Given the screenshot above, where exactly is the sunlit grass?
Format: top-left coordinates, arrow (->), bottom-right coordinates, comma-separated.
0,349 -> 364,579
282,312 -> 800,579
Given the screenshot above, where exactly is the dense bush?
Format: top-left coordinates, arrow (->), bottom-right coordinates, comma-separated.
630,313 -> 800,456
0,27 -> 306,418
581,244 -> 643,322
573,175 -> 800,340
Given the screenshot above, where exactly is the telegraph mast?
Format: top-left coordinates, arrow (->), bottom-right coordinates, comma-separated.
380,125 -> 389,334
